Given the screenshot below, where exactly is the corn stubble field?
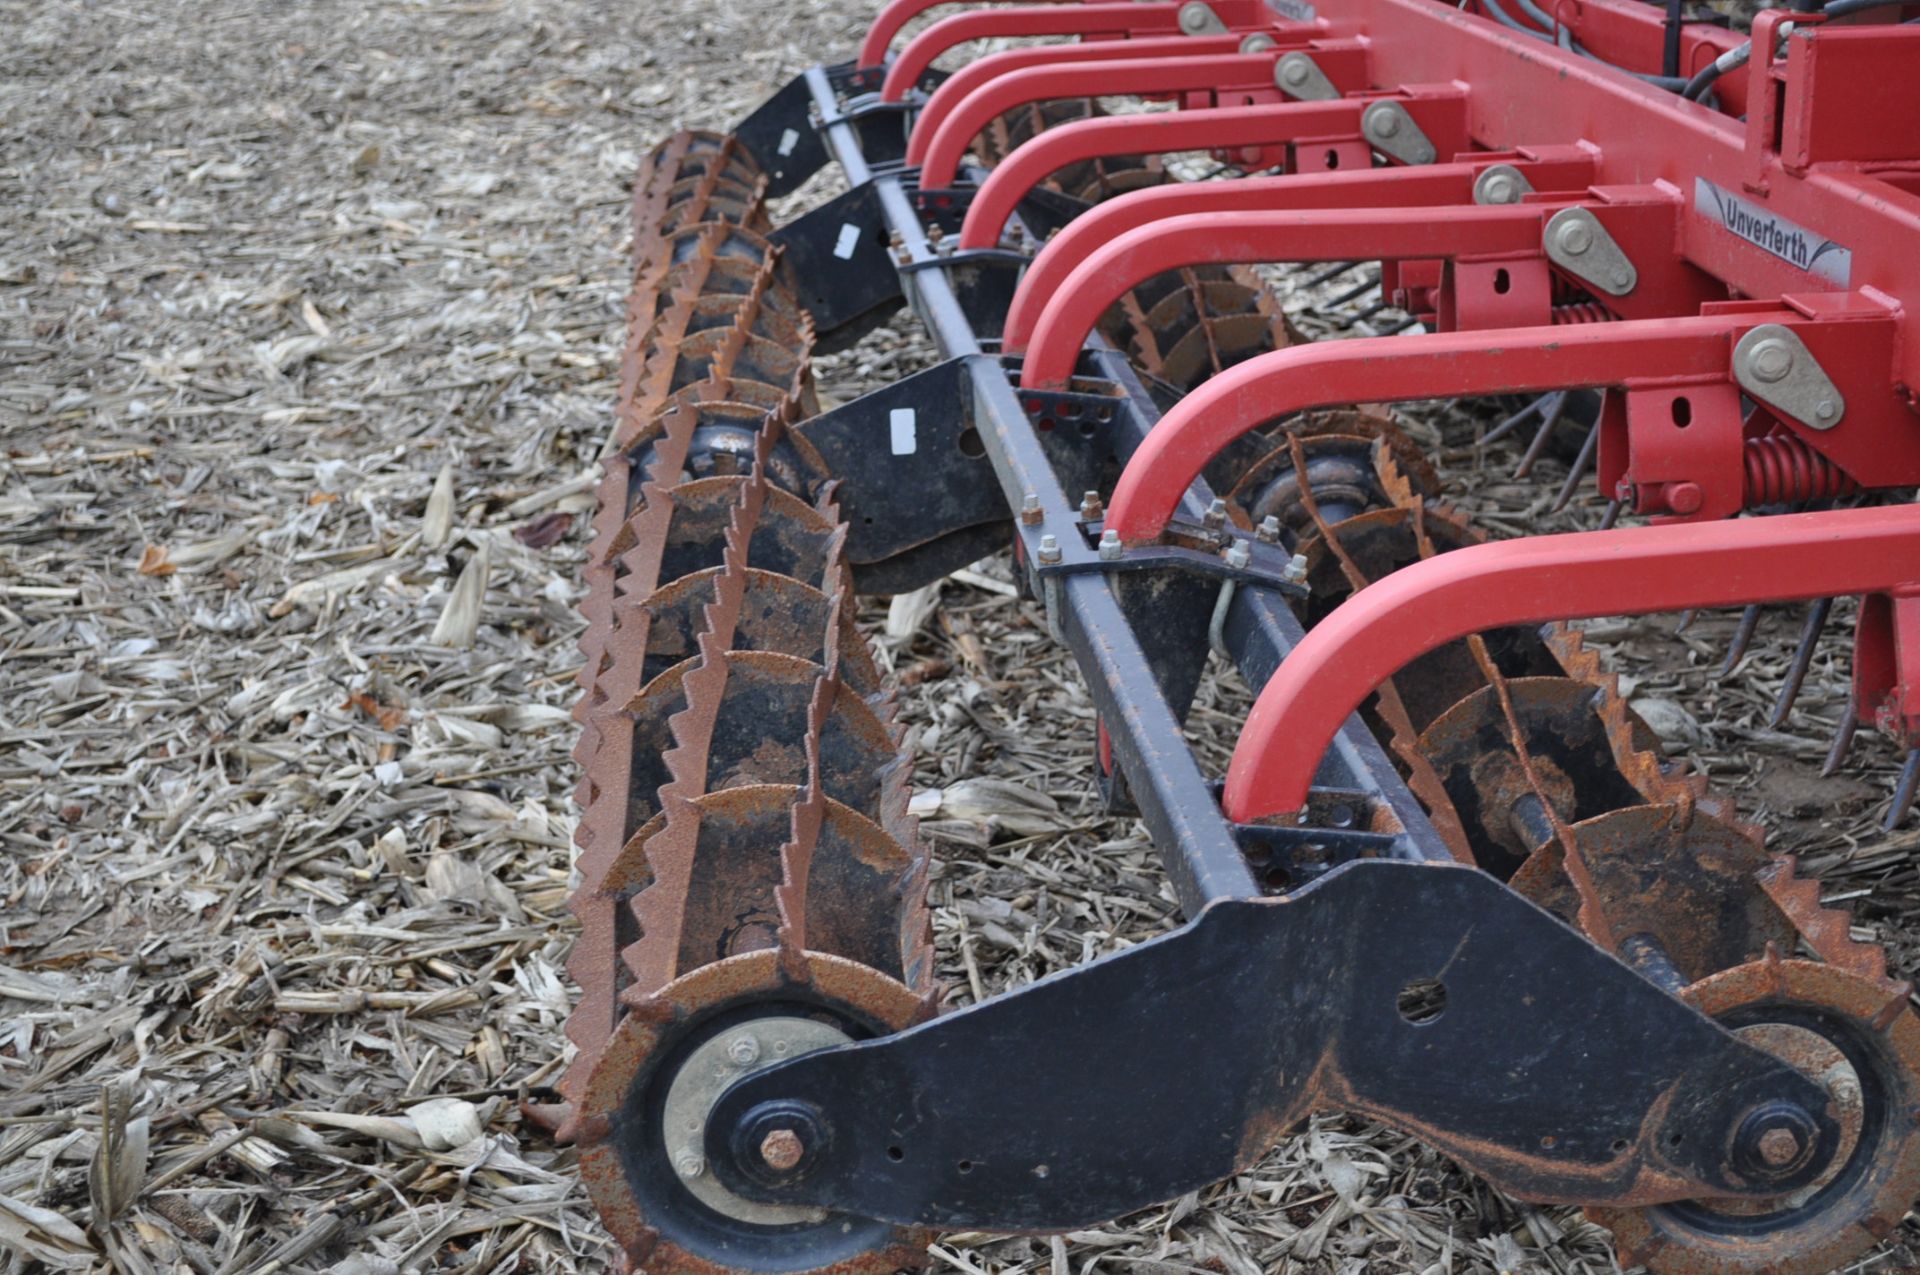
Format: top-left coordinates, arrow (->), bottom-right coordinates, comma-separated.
2,1 -> 1918,1272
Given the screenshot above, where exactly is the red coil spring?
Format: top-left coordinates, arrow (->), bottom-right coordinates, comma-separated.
1551,302 -> 1614,325
1744,433 -> 1860,505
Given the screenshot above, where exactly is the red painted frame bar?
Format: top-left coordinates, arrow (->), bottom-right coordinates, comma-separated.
860,0 -> 1090,69
881,4 -> 1190,101
997,151 -> 1596,346
1222,503 -> 1920,820
913,49 -> 1280,181
904,36 -> 1249,165
1102,315 -> 1751,541
1017,202 -> 1548,389
957,99 -> 1366,249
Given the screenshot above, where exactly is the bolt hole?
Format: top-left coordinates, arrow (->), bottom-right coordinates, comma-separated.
1077,420 -> 1097,439
863,515 -> 874,525
1263,865 -> 1293,891
1396,977 -> 1448,1025
1038,417 -> 1055,432
1540,1134 -> 1558,1150
1243,843 -> 1272,867
957,1159 -> 974,1174
887,1145 -> 905,1162
1611,1139 -> 1630,1154
1324,149 -> 1340,169
957,427 -> 986,458
1493,267 -> 1511,295
1671,396 -> 1692,428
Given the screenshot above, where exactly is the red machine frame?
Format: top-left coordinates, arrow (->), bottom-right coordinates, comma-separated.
866,0 -> 1920,819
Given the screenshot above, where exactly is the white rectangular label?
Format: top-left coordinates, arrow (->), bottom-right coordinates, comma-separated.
1266,0 -> 1318,22
833,223 -> 861,260
1695,178 -> 1851,286
777,128 -> 800,157
889,408 -> 916,455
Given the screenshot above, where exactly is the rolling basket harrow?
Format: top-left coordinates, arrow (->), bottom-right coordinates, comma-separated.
553,1 -> 1920,1271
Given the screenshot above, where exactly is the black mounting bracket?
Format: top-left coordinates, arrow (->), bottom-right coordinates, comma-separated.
793,356 -> 1010,591
771,183 -> 907,354
703,860 -> 1840,1230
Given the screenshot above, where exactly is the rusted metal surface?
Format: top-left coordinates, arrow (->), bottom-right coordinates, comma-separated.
1591,958 -> 1920,1275
564,135 -> 932,1275
575,949 -> 935,1275
1228,390 -> 1920,1273
1116,265 -> 1296,395
1245,410 -> 1882,982
1508,805 -> 1797,984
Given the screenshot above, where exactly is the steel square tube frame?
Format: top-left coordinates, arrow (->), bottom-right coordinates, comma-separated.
801,65 -> 1453,917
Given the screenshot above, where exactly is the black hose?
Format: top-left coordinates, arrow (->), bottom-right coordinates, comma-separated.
1663,0 -> 1684,76
1478,0 -> 1555,41
1681,40 -> 1750,99
1481,0 -> 1693,86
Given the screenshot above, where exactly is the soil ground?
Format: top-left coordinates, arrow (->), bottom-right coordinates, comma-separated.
2,2 -> 1916,1272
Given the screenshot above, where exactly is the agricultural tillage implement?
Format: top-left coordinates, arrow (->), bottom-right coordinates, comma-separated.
559,0 -> 1920,1270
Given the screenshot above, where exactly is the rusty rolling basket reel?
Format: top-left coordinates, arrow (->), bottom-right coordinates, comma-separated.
555,1 -> 1920,1272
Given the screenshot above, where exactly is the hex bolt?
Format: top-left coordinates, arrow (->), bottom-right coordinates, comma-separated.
760,1128 -> 806,1173
1203,497 -> 1228,528
1611,268 -> 1633,291
1037,533 -> 1062,564
726,1034 -> 761,1067
1097,529 -> 1124,561
676,1153 -> 706,1179
1280,57 -> 1310,86
1282,552 -> 1309,584
1243,33 -> 1276,53
1179,1 -> 1209,30
1368,106 -> 1400,138
1257,515 -> 1282,543
1223,540 -> 1251,570
1746,337 -> 1794,383
1757,1127 -> 1802,1169
1555,217 -> 1594,257
1019,492 -> 1043,526
1481,173 -> 1517,205
1816,399 -> 1838,421
1079,490 -> 1104,520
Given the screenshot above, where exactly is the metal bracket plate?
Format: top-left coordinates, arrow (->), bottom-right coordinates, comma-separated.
1473,162 -> 1534,206
1361,99 -> 1437,165
1733,323 -> 1846,430
707,860 -> 1839,1227
1274,51 -> 1340,100
1544,206 -> 1638,297
770,183 -> 906,351
1178,1 -> 1230,34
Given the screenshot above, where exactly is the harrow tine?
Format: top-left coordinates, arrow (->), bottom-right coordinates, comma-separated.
1310,271 -> 1382,314
1482,390 -> 1561,448
1512,390 -> 1568,479
1885,747 -> 1920,832
1598,497 -> 1621,529
1768,596 -> 1834,728
1546,416 -> 1600,513
1299,259 -> 1362,289
1716,604 -> 1764,677
1823,699 -> 1860,778
1672,610 -> 1697,636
